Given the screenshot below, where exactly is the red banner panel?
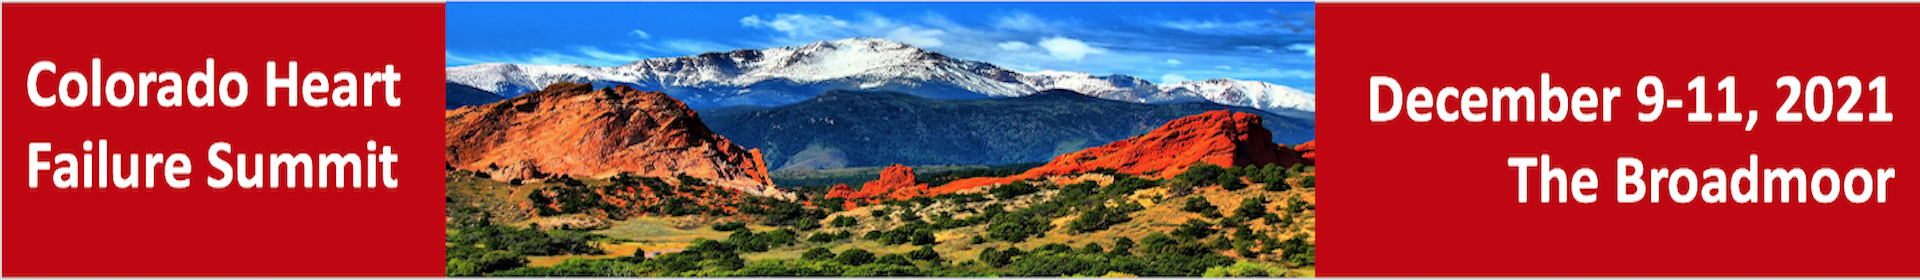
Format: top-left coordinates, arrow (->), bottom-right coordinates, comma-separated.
4,4 -> 446,276
1318,4 -> 1916,276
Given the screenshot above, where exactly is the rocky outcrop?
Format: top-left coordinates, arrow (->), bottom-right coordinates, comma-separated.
862,165 -> 931,200
445,82 -> 790,199
1295,140 -> 1316,162
826,164 -> 931,203
1020,110 -> 1288,178
824,184 -> 855,199
933,110 -> 1302,194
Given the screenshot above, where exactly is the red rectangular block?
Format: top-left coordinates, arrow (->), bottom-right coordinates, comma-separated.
4,3 -> 447,276
1318,4 -> 1917,276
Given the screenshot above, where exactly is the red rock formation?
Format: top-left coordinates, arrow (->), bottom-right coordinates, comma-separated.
933,177 -> 1017,195
445,82 -> 791,199
932,110 -> 1302,194
864,165 -> 931,200
824,184 -> 855,199
826,165 -> 931,205
1295,140 -> 1317,160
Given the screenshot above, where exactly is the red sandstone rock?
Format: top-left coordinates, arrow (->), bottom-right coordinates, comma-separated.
1295,140 -> 1316,159
824,184 -> 855,199
863,165 -> 930,199
826,165 -> 931,205
445,82 -> 790,199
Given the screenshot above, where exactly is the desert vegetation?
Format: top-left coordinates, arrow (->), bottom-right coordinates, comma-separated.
446,161 -> 1315,277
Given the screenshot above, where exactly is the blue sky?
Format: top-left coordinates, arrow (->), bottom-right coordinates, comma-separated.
447,2 -> 1315,91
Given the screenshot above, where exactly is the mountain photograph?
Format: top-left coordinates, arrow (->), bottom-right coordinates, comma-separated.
444,2 -> 1317,277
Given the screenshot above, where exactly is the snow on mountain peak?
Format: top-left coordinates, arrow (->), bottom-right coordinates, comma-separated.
447,38 -> 1314,113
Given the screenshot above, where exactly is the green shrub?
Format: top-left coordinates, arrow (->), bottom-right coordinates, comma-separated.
911,229 -> 937,245
1069,203 -> 1124,233
1140,232 -> 1181,255
1079,242 -> 1106,254
736,259 -> 848,277
1235,196 -> 1269,218
807,231 -> 835,243
1008,252 -> 1105,276
831,216 -> 858,227
836,249 -> 876,266
1177,164 -> 1226,186
1036,243 -> 1074,253
1181,196 -> 1222,218
987,215 -> 1050,242
1280,236 -> 1315,265
1173,219 -> 1216,240
1110,237 -> 1135,255
1206,237 -> 1233,251
1201,261 -> 1288,277
802,247 -> 837,261
842,263 -> 921,277
978,247 -> 1021,268
909,246 -> 942,261
1285,195 -> 1312,213
1216,173 -> 1248,191
712,222 -> 747,232
489,258 -> 640,277
445,259 -> 481,277
876,254 -> 914,266
446,225 -> 603,256
990,181 -> 1042,199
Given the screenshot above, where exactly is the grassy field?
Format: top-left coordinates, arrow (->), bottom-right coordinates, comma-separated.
452,168 -> 1316,276
757,175 -> 1316,271
591,216 -> 777,243
523,216 -> 785,267
526,242 -> 686,267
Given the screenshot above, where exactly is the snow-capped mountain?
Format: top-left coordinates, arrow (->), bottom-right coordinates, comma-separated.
446,38 -> 1315,113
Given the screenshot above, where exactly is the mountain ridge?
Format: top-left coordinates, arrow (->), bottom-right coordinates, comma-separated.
447,37 -> 1313,114
445,82 -> 505,109
698,88 -> 1311,171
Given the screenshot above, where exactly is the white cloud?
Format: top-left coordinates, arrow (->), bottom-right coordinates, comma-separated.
1237,45 -> 1276,54
1037,36 -> 1106,61
1165,59 -> 1182,65
998,41 -> 1032,51
1216,65 -> 1233,70
578,46 -> 641,63
630,29 -> 651,39
446,47 -> 638,67
886,26 -> 946,47
736,12 -> 972,49
994,12 -> 1056,31
741,14 -> 851,38
648,39 -> 735,55
1287,43 -> 1315,57
1161,73 -> 1190,84
446,51 -> 484,66
446,39 -> 737,67
1158,19 -> 1272,35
